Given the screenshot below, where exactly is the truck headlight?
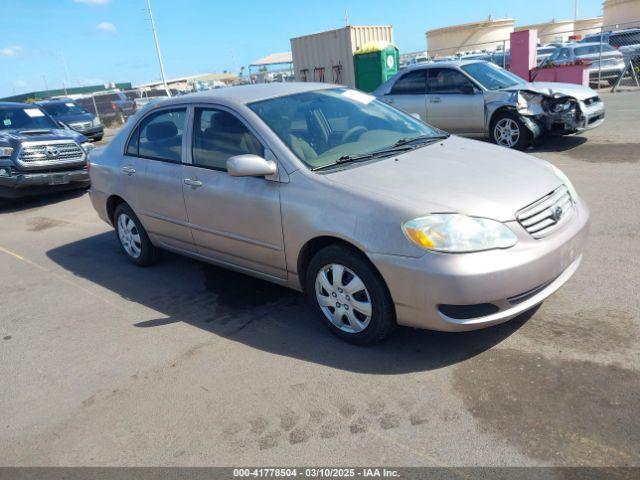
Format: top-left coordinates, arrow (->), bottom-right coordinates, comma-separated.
548,163 -> 579,200
402,214 -> 517,253
0,147 -> 14,158
81,142 -> 96,154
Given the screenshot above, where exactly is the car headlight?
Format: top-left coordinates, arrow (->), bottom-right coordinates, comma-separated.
92,117 -> 102,127
517,91 -> 544,115
547,163 -> 578,200
402,214 -> 518,253
81,142 -> 96,154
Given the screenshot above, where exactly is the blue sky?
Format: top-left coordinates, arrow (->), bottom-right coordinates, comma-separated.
1,0 -> 603,97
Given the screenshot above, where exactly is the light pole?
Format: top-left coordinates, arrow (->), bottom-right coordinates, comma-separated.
146,0 -> 171,96
574,0 -> 579,20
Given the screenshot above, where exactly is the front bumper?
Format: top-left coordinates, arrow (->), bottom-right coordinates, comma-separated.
72,126 -> 104,140
0,168 -> 90,198
370,198 -> 589,331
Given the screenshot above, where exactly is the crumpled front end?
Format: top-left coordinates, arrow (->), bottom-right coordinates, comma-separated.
487,87 -> 605,139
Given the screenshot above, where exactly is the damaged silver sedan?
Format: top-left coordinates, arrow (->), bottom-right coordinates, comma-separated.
373,60 -> 605,149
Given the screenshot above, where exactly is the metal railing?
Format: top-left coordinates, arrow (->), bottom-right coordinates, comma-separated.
414,19 -> 640,92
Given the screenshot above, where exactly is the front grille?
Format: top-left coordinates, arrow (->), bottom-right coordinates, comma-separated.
516,186 -> 575,238
17,141 -> 85,170
70,121 -> 92,130
584,96 -> 601,106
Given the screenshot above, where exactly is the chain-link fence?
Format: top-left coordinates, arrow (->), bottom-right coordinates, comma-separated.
405,19 -> 640,92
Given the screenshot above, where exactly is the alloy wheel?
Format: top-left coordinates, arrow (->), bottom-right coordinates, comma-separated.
117,213 -> 142,259
494,118 -> 521,148
315,263 -> 372,333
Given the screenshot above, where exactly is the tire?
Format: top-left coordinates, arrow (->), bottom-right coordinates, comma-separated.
114,203 -> 158,266
490,111 -> 531,150
305,244 -> 396,345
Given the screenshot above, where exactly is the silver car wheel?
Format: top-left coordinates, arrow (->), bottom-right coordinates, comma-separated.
117,213 -> 142,259
494,118 -> 520,148
315,263 -> 372,334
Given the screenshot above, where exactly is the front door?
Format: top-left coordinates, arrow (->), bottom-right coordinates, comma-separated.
425,68 -> 485,134
182,107 -> 286,280
380,69 -> 428,121
121,107 -> 193,250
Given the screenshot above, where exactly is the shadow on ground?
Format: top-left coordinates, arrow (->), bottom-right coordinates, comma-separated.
47,232 -> 533,375
527,135 -> 588,153
0,189 -> 87,214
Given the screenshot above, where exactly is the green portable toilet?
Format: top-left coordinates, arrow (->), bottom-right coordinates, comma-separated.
354,41 -> 400,92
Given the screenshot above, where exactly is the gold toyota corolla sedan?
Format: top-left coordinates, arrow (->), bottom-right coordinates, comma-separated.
89,83 -> 589,344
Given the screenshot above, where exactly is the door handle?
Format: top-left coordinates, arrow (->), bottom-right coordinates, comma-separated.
184,178 -> 203,188
121,165 -> 136,175
430,97 -> 441,103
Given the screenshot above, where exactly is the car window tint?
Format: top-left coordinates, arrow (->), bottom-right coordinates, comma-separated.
610,31 -> 640,46
192,108 -> 264,171
575,45 -> 615,56
126,126 -> 140,156
427,69 -> 474,94
137,109 -> 186,162
389,70 -> 427,95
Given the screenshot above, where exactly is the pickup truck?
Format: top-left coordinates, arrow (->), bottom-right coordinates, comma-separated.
0,102 -> 93,198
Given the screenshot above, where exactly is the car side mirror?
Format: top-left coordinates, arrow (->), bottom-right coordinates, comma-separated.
227,154 -> 277,177
460,85 -> 476,94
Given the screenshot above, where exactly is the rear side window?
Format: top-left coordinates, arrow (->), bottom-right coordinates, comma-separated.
610,31 -> 640,47
575,45 -> 614,56
127,108 -> 186,162
389,70 -> 427,95
192,108 -> 264,171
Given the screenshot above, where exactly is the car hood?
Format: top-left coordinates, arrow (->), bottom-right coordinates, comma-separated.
0,128 -> 86,144
325,136 -> 562,222
501,81 -> 597,100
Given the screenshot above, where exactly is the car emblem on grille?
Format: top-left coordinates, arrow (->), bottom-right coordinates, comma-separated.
45,146 -> 60,157
550,206 -> 563,223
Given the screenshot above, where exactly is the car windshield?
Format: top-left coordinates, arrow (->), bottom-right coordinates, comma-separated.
461,62 -> 523,90
41,102 -> 89,117
0,106 -> 58,131
248,88 -> 443,170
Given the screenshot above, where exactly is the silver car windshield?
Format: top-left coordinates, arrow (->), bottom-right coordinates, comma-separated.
248,88 -> 442,170
461,62 -> 523,90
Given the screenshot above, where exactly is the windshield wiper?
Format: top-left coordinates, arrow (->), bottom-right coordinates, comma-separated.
392,133 -> 450,147
311,146 -> 416,171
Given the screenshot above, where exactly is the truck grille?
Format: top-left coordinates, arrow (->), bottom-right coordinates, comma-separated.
516,186 -> 575,238
17,141 -> 85,170
70,121 -> 92,131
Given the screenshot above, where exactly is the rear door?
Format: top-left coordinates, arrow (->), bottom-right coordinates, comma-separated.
378,69 -> 428,121
122,107 -> 194,250
424,67 -> 485,134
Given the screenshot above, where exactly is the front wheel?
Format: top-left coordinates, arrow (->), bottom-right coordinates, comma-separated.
305,245 -> 396,345
114,203 -> 158,266
490,111 -> 531,150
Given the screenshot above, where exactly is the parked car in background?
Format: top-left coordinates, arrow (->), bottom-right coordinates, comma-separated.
0,102 -> 92,198
37,99 -> 103,141
489,50 -> 510,69
536,45 -> 558,65
88,83 -> 588,344
546,42 -> 626,86
373,60 -> 604,149
580,28 -> 640,60
76,91 -> 136,123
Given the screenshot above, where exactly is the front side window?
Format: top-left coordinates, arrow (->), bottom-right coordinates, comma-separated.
40,102 -> 89,117
192,108 -> 264,171
427,68 -> 475,94
127,108 -> 186,162
389,69 -> 427,95
248,88 -> 442,170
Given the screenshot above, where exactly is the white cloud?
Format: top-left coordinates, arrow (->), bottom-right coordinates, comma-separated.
0,45 -> 23,57
74,0 -> 111,5
97,21 -> 117,33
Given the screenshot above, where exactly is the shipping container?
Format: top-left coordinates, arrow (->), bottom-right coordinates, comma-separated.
290,25 -> 394,88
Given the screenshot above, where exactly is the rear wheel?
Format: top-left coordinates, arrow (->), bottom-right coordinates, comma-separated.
114,203 -> 158,266
305,245 -> 396,345
490,111 -> 531,150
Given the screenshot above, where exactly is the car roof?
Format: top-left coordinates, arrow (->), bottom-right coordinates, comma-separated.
153,82 -> 336,106
406,59 -> 487,70
0,101 -> 36,109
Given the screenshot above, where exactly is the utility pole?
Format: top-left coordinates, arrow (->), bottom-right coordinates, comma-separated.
345,10 -> 349,26
574,0 -> 579,20
60,53 -> 70,95
146,0 -> 171,96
